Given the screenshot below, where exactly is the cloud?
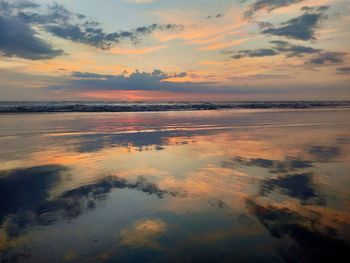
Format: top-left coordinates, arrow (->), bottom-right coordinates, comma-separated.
337,67 -> 350,73
0,14 -> 63,60
228,40 -> 319,59
232,48 -> 278,59
0,0 -> 39,9
228,40 -> 345,66
59,69 -> 296,95
71,69 -> 187,82
17,2 -> 182,48
43,67 -> 350,98
57,69 -> 193,92
230,48 -> 279,59
8,1 -> 79,25
46,69 -> 262,94
109,45 -> 166,55
308,51 -> 346,65
258,21 -> 273,29
70,72 -> 118,79
270,40 -> 321,57
45,23 -> 181,49
261,6 -> 329,40
244,0 -> 305,19
0,0 -> 183,59
3,68 -> 347,100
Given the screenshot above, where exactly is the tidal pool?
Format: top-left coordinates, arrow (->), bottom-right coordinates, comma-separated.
0,109 -> 349,262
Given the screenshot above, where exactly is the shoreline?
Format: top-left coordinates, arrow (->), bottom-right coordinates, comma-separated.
1,101 -> 350,113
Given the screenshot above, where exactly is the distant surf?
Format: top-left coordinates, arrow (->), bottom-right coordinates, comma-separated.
1,101 -> 350,113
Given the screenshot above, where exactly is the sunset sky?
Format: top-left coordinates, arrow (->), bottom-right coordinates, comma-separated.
0,0 -> 349,100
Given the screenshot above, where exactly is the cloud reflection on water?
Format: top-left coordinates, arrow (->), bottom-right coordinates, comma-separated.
0,109 -> 350,262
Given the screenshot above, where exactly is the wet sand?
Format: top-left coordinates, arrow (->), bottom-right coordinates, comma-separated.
0,108 -> 350,262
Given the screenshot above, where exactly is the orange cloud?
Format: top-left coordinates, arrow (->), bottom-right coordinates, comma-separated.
151,8 -> 250,52
198,38 -> 251,51
109,45 -> 167,55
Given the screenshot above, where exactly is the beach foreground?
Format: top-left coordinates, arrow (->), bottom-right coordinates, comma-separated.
0,109 -> 350,262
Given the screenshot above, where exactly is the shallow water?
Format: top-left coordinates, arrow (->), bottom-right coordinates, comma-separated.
0,109 -> 350,263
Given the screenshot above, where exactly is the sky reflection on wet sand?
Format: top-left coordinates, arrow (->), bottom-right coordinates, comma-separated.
0,109 -> 350,263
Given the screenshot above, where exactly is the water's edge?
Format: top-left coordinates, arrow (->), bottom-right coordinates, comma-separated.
1,101 -> 350,113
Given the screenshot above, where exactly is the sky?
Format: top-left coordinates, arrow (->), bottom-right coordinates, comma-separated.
0,0 -> 349,101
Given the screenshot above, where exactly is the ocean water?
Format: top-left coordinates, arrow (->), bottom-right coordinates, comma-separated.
0,109 -> 349,262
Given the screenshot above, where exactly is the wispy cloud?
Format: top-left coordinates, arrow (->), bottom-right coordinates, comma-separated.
244,0 -> 305,19
109,45 -> 166,55
198,38 -> 249,51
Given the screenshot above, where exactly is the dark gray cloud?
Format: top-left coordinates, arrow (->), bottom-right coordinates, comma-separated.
270,40 -> 321,57
71,69 -> 187,82
0,0 -> 183,59
0,14 -> 63,60
230,48 -> 279,59
261,6 -> 329,40
45,22 -> 182,49
337,67 -> 350,73
244,0 -> 305,19
308,52 -> 346,65
70,72 -> 117,79
2,1 -> 75,26
300,5 -> 330,12
228,40 -> 321,59
20,2 -> 183,48
48,69 -> 196,92
228,40 -> 346,67
47,69 -> 294,94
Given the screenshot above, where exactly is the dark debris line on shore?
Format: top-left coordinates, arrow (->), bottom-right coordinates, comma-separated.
1,101 -> 350,113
